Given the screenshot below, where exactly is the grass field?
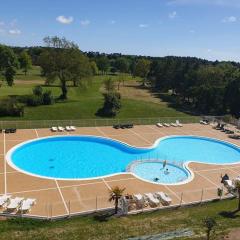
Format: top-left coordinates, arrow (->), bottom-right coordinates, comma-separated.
0,66 -> 195,121
0,199 -> 239,240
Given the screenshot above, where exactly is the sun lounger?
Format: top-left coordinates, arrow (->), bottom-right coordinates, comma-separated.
7,197 -> 24,211
58,126 -> 64,132
156,123 -> 163,128
51,127 -> 58,132
133,194 -> 145,208
0,195 -> 11,208
163,123 -> 170,127
229,134 -> 240,139
65,126 -> 72,131
70,126 -> 76,131
144,193 -> 160,206
224,180 -> 235,192
155,192 -> 172,206
19,198 -> 36,213
176,120 -> 183,127
171,123 -> 178,127
200,120 -> 209,125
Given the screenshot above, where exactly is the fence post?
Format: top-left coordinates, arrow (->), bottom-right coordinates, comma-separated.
200,189 -> 204,204
96,196 -> 98,211
68,200 -> 71,218
50,203 -> 52,220
180,192 -> 183,206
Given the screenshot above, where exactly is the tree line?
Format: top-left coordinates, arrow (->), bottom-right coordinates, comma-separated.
1,37 -> 240,119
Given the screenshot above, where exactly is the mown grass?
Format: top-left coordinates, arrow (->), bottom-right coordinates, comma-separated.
0,199 -> 239,240
0,67 -> 195,121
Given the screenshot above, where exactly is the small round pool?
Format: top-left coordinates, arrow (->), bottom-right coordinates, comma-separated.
127,160 -> 190,184
6,135 -> 240,184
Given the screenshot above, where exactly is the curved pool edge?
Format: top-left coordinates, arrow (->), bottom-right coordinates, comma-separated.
5,134 -> 240,185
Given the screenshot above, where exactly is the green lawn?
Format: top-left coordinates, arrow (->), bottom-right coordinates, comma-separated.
0,199 -> 239,240
0,67 -> 196,121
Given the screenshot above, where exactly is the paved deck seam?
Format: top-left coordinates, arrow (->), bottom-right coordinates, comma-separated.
196,172 -> 219,188
34,129 -> 39,138
165,185 -> 184,203
102,178 -> 112,190
128,129 -> 152,144
55,180 -> 69,214
95,127 -> 108,137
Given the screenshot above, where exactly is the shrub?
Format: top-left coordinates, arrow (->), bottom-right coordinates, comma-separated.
0,99 -> 24,117
42,91 -> 54,105
26,95 -> 43,106
33,85 -> 43,96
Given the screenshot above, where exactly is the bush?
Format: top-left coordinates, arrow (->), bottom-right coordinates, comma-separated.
0,99 -> 24,117
42,91 -> 54,105
33,85 -> 43,96
26,95 -> 43,106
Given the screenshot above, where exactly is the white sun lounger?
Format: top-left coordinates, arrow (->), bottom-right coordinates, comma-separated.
156,123 -> 163,128
65,126 -> 72,131
51,127 -> 58,132
133,194 -> 144,202
155,192 -> 172,206
144,193 -> 160,206
176,120 -> 183,127
7,197 -> 24,211
133,194 -> 145,208
19,198 -> 36,213
171,123 -> 178,127
163,123 -> 170,127
224,180 -> 235,191
58,126 -> 64,132
0,195 -> 11,207
70,126 -> 76,131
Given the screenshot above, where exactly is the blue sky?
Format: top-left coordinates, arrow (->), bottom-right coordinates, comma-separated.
1,0 -> 240,61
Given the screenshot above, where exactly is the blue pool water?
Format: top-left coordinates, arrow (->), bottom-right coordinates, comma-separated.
130,161 -> 190,184
6,135 -> 240,183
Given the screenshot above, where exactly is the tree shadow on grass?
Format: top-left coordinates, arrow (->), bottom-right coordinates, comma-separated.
93,210 -> 115,222
219,210 -> 240,219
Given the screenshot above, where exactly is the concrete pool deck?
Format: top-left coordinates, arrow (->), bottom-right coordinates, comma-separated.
0,123 -> 240,218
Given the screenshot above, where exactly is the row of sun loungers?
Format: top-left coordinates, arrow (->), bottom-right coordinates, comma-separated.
51,126 -> 76,132
124,192 -> 172,211
113,123 -> 134,129
156,120 -> 183,128
0,195 -> 36,213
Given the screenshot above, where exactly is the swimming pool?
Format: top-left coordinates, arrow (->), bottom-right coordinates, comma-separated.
6,135 -> 240,184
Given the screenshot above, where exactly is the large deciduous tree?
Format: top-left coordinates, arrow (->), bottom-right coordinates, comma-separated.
39,36 -> 92,99
19,50 -> 32,75
0,45 -> 19,86
134,58 -> 151,86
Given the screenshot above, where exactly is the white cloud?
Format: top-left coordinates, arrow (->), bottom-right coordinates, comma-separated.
56,15 -> 74,24
80,20 -> 90,26
222,16 -> 237,23
0,21 -> 5,26
207,49 -> 212,53
139,24 -> 149,28
189,29 -> 195,33
110,20 -> 116,24
9,29 -> 21,35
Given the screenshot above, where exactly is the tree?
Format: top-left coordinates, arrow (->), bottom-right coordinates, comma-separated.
104,78 -> 115,92
102,91 -> 121,117
225,78 -> 240,118
203,217 -> 216,240
114,57 -> 129,73
33,85 -> 43,96
109,186 -> 125,214
5,66 -> 16,86
97,56 -> 110,74
39,36 -> 92,99
19,51 -> 32,75
134,59 -> 151,86
0,45 -> 19,86
90,61 -> 98,75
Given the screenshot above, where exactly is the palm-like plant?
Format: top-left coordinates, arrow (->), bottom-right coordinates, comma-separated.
234,179 -> 240,211
203,217 -> 216,240
109,186 -> 126,214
